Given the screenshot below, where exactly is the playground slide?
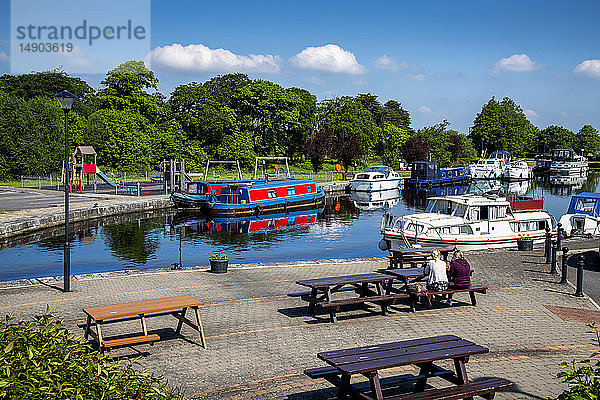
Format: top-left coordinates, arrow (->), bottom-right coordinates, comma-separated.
96,169 -> 118,187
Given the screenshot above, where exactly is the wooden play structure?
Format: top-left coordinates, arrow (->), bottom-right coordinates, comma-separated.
62,146 -> 98,192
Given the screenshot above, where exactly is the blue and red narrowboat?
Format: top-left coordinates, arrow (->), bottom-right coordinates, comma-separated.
171,179 -> 325,217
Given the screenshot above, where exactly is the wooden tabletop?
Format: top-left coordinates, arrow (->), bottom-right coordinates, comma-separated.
318,335 -> 488,375
296,273 -> 394,289
383,267 -> 426,279
390,246 -> 453,255
83,295 -> 204,321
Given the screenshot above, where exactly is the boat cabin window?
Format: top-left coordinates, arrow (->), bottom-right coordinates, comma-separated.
287,187 -> 296,196
488,206 -> 507,220
468,207 -> 480,221
187,183 -> 198,194
426,199 -> 453,215
510,220 -> 547,232
460,225 -> 473,234
356,174 -> 370,179
373,174 -> 385,180
267,189 -> 277,198
574,197 -> 596,212
452,204 -> 467,217
405,223 -> 425,233
306,184 -> 312,193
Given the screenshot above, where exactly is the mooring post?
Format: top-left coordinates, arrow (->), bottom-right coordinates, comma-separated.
575,255 -> 584,297
556,223 -> 562,253
544,227 -> 551,263
560,247 -> 569,284
550,240 -> 557,274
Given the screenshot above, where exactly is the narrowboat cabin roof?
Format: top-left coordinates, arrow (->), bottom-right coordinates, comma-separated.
566,192 -> 600,215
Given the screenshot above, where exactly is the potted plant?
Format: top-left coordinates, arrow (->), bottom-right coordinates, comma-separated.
517,235 -> 534,251
209,252 -> 229,273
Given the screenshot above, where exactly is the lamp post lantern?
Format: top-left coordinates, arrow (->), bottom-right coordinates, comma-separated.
54,90 -> 78,292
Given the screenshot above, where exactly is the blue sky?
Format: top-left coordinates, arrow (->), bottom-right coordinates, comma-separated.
1,0 -> 599,135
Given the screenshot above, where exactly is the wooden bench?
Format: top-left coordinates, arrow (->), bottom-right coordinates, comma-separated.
409,285 -> 487,312
386,377 -> 514,400
102,334 -> 161,349
76,311 -> 176,328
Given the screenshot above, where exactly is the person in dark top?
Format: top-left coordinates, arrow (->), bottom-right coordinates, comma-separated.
446,250 -> 471,306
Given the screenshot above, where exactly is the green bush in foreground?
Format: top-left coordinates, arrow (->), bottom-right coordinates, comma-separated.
0,312 -> 183,399
553,323 -> 600,399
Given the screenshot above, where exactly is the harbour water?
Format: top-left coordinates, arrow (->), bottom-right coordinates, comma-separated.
0,173 -> 598,283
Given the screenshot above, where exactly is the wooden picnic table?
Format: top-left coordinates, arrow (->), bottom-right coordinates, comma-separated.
388,246 -> 453,268
82,294 -> 206,353
295,273 -> 408,323
308,335 -> 512,400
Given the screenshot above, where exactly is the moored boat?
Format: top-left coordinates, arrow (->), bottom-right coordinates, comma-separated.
550,148 -> 588,177
466,150 -> 511,179
504,160 -> 531,181
558,192 -> 600,236
172,178 -> 325,217
380,192 -> 552,251
349,166 -> 401,192
406,161 -> 468,188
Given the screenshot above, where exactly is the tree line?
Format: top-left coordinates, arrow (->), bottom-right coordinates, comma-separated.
0,60 -> 598,179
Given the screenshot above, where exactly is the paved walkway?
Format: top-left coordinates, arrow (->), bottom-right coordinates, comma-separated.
0,246 -> 598,399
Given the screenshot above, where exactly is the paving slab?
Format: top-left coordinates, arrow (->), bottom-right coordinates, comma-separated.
0,245 -> 598,399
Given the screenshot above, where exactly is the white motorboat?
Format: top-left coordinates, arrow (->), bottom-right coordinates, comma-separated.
350,188 -> 401,210
558,192 -> 600,236
550,148 -> 588,177
466,150 -> 511,179
349,166 -> 401,192
380,193 -> 552,251
504,160 -> 531,181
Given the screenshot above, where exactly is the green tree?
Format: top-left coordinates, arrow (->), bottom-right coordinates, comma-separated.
382,122 -> 409,169
573,125 -> 600,156
382,100 -> 412,133
537,125 -> 574,154
401,136 -> 431,164
469,97 -> 538,157
417,120 -> 452,166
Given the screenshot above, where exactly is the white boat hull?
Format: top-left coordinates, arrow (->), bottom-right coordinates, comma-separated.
349,179 -> 401,192
559,214 -> 600,236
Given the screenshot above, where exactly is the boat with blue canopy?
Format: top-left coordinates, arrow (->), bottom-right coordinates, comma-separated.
558,192 -> 600,236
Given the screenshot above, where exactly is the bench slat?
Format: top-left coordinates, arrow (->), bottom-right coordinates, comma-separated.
410,285 -> 487,297
389,378 -> 513,400
77,310 -> 176,328
320,293 -> 409,308
102,334 -> 160,348
304,366 -> 339,379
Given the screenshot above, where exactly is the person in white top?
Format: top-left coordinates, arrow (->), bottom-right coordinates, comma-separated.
423,250 -> 449,291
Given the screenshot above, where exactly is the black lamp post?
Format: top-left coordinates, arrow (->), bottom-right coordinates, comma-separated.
54,90 -> 78,292
178,126 -> 182,192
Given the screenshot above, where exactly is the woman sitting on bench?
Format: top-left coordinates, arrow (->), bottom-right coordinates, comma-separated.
446,250 -> 471,306
424,250 -> 449,292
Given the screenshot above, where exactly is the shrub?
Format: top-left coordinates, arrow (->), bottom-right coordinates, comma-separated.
0,311 -> 183,399
552,322 -> 600,399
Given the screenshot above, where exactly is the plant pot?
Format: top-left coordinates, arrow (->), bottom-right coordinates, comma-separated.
517,239 -> 534,251
210,259 -> 228,273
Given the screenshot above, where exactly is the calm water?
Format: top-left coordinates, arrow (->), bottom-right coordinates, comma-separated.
1,173 -> 598,282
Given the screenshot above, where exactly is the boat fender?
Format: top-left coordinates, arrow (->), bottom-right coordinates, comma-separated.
284,201 -> 290,214
378,239 -> 389,251
255,204 -> 262,216
427,181 -> 433,190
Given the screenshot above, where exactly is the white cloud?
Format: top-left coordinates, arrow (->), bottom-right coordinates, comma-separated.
303,76 -> 325,85
574,59 -> 600,79
373,55 -> 402,71
418,106 -> 432,114
290,44 -> 366,74
146,43 -> 282,73
0,52 -> 9,62
494,54 -> 541,73
524,109 -> 538,118
407,73 -> 426,82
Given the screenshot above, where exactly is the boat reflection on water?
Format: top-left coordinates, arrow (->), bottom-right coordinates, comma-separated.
171,208 -> 322,235
468,179 -> 531,196
535,172 -> 587,195
402,184 -> 468,208
349,189 -> 401,210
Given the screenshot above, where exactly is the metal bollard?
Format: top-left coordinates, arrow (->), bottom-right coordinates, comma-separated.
575,255 -> 584,297
544,227 -> 551,264
556,223 -> 562,253
550,240 -> 557,274
560,247 -> 569,284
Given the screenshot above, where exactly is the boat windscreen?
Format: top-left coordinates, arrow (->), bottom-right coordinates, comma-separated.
569,197 -> 599,215
427,199 -> 453,215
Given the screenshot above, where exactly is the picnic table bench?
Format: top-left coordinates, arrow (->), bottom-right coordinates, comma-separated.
294,273 -> 409,323
387,247 -> 453,269
383,268 -> 486,312
80,294 -> 207,353
305,335 -> 513,400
